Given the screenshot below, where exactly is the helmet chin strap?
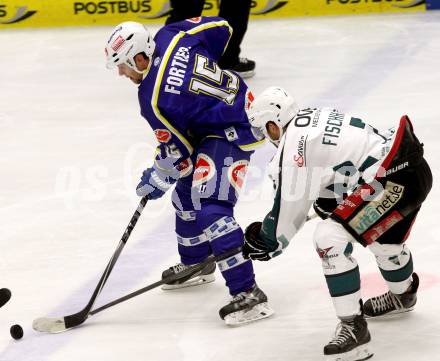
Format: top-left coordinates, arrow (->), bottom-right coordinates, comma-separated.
142,57 -> 153,78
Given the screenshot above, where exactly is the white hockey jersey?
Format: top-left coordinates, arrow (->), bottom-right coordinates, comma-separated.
260,107 -> 397,254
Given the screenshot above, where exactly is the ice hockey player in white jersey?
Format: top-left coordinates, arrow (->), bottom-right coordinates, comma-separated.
243,87 -> 432,361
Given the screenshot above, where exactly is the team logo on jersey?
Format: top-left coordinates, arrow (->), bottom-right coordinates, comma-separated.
316,247 -> 334,259
154,129 -> 172,143
193,154 -> 216,187
186,17 -> 202,23
228,160 -> 249,192
177,158 -> 193,178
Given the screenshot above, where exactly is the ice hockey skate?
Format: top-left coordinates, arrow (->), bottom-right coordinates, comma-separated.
219,284 -> 274,326
324,314 -> 373,361
161,261 -> 216,290
227,58 -> 256,79
363,273 -> 419,318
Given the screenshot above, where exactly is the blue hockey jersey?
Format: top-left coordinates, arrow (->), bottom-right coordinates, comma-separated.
137,16 -> 264,171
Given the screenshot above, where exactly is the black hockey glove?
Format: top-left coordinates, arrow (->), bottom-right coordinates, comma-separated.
313,198 -> 338,220
243,222 -> 274,261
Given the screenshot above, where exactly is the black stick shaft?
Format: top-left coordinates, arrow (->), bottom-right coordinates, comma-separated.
64,196 -> 148,329
89,247 -> 242,316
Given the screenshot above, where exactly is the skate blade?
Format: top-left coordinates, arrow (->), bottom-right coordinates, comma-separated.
237,70 -> 255,79
161,274 -> 215,290
224,302 -> 275,326
325,343 -> 373,361
365,306 -> 414,319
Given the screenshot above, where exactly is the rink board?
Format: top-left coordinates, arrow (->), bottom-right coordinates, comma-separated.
0,0 -> 429,29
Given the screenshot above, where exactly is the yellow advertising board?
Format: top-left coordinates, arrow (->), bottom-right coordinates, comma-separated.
0,0 -> 426,29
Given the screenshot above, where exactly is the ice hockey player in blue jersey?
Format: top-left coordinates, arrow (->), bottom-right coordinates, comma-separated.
105,17 -> 274,325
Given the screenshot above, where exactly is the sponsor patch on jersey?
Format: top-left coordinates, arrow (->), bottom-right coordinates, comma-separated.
348,181 -> 404,235
225,126 -> 239,142
187,17 -> 202,23
177,158 -> 193,178
154,129 -> 172,143
334,183 -> 375,220
193,154 -> 216,187
245,90 -> 254,110
293,155 -> 304,167
111,35 -> 125,52
228,160 -> 249,192
363,211 -> 404,244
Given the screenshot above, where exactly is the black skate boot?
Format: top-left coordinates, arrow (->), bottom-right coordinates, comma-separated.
363,273 -> 419,318
324,314 -> 373,361
161,261 -> 216,290
227,58 -> 256,79
219,284 -> 274,326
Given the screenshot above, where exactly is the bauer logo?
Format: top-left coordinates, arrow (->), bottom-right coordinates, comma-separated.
73,1 -> 152,15
0,4 -> 37,24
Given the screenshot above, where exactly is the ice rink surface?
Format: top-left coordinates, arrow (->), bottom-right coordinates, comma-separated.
1,11 -> 439,361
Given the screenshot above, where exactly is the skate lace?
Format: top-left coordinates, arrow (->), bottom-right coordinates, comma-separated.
231,289 -> 258,304
328,322 -> 357,346
171,263 -> 188,274
371,291 -> 403,313
239,57 -> 250,64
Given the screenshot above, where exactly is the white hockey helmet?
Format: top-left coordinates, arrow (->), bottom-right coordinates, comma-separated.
105,21 -> 155,74
247,86 -> 299,145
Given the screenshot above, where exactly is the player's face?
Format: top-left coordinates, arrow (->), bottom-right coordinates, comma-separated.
266,122 -> 280,142
117,63 -> 143,84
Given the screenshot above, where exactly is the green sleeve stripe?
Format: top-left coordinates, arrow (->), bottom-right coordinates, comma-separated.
259,147 -> 285,249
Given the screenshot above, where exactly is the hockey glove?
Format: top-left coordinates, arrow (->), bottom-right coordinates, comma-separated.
243,222 -> 276,261
136,165 -> 178,200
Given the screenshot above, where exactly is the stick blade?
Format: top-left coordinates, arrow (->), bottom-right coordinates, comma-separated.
32,317 -> 67,333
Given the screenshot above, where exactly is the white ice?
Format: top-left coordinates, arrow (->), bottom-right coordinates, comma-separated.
1,11 -> 439,361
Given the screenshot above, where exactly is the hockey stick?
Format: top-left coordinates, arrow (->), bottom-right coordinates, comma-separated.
306,213 -> 318,222
32,195 -> 149,334
89,246 -> 242,316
